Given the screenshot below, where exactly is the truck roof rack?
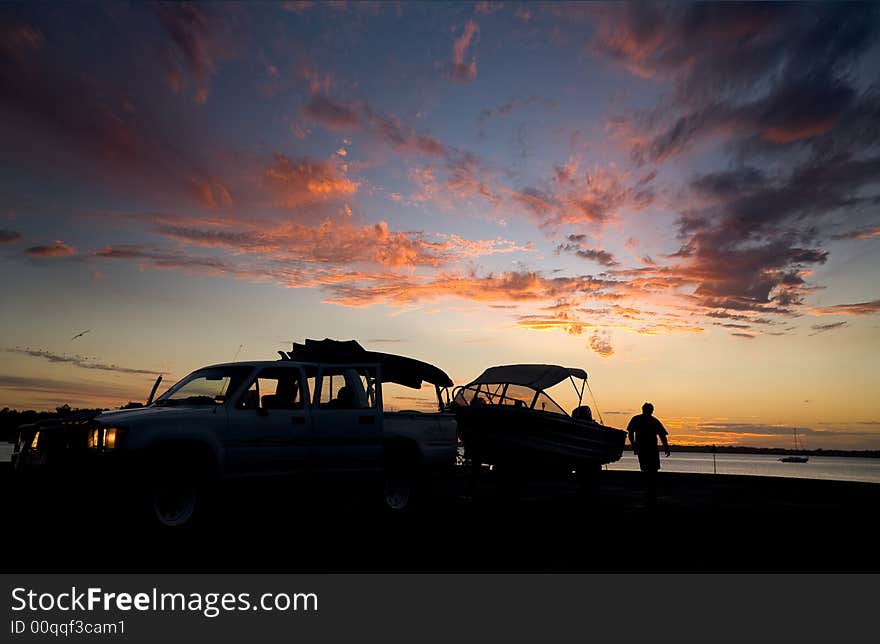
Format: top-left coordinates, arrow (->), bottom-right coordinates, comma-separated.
290,338 -> 453,389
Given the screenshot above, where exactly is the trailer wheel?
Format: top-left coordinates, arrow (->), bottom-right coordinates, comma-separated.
576,462 -> 602,500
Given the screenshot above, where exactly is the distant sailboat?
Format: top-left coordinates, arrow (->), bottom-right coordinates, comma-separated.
779,427 -> 809,463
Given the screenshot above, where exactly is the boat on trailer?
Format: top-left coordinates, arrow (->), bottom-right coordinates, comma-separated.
450,364 -> 626,479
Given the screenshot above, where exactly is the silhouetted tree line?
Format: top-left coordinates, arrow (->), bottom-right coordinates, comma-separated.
1,402 -> 143,441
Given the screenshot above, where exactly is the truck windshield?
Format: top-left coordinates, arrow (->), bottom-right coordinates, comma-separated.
154,366 -> 253,406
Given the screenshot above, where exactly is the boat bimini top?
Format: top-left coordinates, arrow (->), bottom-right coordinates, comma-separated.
468,364 -> 588,391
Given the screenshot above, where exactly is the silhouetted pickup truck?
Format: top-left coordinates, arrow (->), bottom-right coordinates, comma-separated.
12,339 -> 457,527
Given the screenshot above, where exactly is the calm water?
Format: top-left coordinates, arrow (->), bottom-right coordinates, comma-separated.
3,443 -> 878,484
607,452 -> 880,484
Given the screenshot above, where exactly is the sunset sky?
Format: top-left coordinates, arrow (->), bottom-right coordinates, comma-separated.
1,2 -> 878,448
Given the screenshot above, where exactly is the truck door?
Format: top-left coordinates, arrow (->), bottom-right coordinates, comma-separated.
225,365 -> 310,474
308,365 -> 383,471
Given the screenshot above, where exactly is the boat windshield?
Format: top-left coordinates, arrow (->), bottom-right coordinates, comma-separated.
453,383 -> 567,416
154,366 -> 253,406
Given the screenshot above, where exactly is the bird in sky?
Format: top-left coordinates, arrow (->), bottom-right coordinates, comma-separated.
70,329 -> 91,341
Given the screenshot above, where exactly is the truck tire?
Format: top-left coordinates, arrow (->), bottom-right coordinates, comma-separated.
382,474 -> 418,512
382,442 -> 423,513
142,447 -> 214,529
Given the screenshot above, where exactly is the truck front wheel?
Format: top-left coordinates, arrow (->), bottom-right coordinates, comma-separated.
150,475 -> 200,527
142,448 -> 214,528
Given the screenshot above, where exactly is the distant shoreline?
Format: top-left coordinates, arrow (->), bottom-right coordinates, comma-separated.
630,445 -> 880,458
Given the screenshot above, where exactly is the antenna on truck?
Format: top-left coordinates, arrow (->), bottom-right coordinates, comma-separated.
146,375 -> 163,406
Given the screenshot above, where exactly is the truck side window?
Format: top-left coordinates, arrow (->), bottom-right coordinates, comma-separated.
317,368 -> 377,410
318,374 -> 350,409
237,368 -> 304,410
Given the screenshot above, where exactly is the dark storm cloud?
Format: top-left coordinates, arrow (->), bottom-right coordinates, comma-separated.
590,3 -> 880,322
636,74 -> 860,163
591,3 -> 879,103
555,235 -> 619,267
653,146 -> 880,314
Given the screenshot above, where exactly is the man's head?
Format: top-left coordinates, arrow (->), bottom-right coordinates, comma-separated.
642,402 -> 654,415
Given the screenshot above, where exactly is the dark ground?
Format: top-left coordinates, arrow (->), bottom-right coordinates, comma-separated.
3,462 -> 878,573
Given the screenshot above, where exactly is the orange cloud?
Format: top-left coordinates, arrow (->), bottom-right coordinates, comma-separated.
761,117 -> 838,144
187,177 -> 233,209
155,218 -> 532,270
322,270 -> 622,308
812,300 -> 880,316
832,226 -> 880,240
589,330 -> 614,357
263,154 -> 358,209
512,161 -> 652,229
449,20 -> 479,82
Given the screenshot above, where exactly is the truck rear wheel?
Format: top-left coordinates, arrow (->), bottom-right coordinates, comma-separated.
383,476 -> 416,512
382,442 -> 423,513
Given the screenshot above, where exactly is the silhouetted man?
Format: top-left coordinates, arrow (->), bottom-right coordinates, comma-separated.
627,402 -> 670,506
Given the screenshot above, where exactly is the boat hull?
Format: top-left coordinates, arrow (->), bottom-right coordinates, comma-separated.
455,405 -> 626,470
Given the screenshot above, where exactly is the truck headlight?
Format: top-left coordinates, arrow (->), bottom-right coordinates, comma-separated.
103,427 -> 121,449
88,427 -> 124,450
30,431 -> 40,450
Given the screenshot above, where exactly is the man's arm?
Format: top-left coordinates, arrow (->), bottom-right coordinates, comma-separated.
626,417 -> 637,454
658,420 -> 670,457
